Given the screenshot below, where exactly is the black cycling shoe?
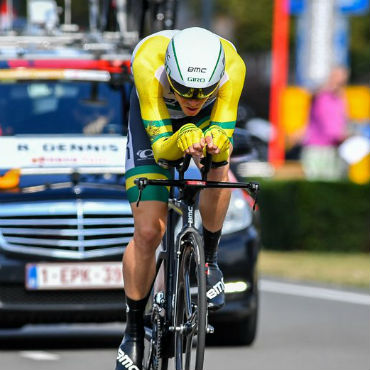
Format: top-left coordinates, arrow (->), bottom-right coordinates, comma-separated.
115,334 -> 143,370
205,262 -> 225,311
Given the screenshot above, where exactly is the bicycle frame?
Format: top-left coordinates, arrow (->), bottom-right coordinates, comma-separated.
149,159 -> 205,339
138,154 -> 259,369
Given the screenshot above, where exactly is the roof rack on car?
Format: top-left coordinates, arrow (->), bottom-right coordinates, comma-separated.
0,0 -> 143,61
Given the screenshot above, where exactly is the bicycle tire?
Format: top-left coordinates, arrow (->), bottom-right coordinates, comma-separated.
174,231 -> 207,370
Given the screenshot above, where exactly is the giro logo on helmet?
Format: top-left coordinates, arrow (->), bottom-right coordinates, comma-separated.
187,77 -> 206,82
188,67 -> 207,73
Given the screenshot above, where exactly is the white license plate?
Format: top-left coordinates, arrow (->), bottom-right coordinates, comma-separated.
25,262 -> 123,290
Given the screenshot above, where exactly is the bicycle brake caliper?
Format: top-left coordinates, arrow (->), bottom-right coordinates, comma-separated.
135,177 -> 148,207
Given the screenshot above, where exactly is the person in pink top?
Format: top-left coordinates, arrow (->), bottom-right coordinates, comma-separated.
301,66 -> 349,180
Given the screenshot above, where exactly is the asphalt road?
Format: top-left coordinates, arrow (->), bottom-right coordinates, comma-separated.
0,279 -> 369,370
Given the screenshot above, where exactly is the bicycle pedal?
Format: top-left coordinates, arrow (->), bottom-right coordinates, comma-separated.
206,324 -> 214,334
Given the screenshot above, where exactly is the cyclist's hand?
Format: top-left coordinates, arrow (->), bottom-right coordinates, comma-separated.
204,125 -> 230,153
204,125 -> 230,163
176,123 -> 205,157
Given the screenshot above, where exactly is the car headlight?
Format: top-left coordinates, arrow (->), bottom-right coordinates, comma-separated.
222,188 -> 252,234
174,188 -> 252,236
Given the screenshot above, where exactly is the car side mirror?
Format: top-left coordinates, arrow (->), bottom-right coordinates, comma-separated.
232,127 -> 254,156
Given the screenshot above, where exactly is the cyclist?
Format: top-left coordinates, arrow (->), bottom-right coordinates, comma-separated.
116,27 -> 246,370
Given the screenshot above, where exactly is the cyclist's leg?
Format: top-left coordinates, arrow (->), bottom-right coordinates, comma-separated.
116,201 -> 167,370
198,158 -> 231,310
199,162 -> 231,232
123,201 -> 167,300
124,87 -> 172,298
116,89 -> 171,370
176,107 -> 231,310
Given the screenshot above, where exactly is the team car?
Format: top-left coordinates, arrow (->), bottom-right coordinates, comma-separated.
0,16 -> 259,348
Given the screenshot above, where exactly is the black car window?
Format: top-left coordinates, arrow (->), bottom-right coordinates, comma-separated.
0,81 -> 124,136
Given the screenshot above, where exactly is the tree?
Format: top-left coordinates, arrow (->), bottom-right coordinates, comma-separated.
214,0 -> 274,52
349,13 -> 370,82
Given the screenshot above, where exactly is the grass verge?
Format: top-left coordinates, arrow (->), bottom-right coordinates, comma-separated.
258,250 -> 370,289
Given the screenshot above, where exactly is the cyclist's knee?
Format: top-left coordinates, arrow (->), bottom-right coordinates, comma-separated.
133,222 -> 165,254
131,201 -> 167,254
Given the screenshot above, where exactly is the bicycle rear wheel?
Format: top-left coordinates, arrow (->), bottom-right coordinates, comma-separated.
174,232 -> 207,370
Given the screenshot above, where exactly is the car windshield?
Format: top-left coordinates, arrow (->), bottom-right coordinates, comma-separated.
0,80 -> 125,136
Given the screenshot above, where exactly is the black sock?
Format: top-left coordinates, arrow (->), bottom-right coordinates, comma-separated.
124,295 -> 148,339
203,227 -> 222,264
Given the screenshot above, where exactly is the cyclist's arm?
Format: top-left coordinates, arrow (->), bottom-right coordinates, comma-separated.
132,44 -> 184,162
210,39 -> 246,145
136,90 -> 184,162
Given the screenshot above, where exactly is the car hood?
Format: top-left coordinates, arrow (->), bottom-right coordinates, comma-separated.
0,156 -> 203,203
0,176 -> 127,203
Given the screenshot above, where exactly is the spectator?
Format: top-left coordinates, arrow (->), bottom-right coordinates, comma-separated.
301,66 -> 349,180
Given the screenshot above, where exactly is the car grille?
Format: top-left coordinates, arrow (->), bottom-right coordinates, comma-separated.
0,200 -> 133,259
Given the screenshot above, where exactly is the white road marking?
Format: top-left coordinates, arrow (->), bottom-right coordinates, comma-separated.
19,351 -> 60,361
260,279 -> 370,306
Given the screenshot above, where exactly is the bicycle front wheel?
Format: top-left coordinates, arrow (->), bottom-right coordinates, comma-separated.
174,232 -> 207,370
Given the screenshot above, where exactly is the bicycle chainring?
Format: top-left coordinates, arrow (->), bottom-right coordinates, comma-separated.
151,305 -> 166,370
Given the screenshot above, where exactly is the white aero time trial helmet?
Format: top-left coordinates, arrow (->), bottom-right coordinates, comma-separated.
165,27 -> 225,99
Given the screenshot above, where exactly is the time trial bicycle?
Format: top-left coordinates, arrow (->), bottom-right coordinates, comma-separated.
134,153 -> 259,370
